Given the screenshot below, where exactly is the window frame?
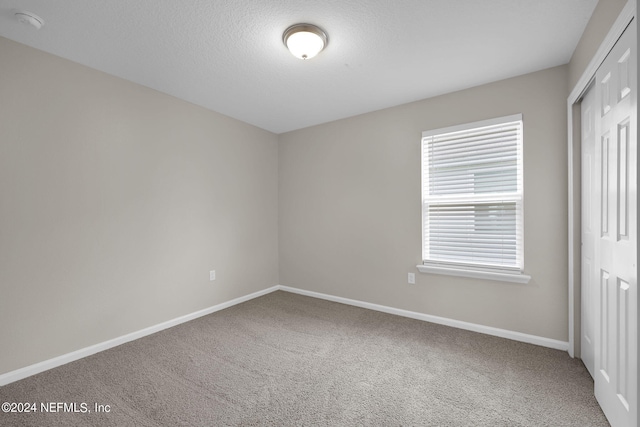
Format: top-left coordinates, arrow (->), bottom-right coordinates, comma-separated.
417,114 -> 531,284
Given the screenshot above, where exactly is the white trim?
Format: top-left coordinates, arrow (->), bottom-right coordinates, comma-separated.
567,0 -> 636,358
421,113 -> 523,138
0,285 -> 280,386
416,264 -> 531,284
1,283 -> 568,386
279,285 -> 568,351
568,2 -> 636,104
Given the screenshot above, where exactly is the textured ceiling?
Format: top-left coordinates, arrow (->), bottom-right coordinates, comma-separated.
0,0 -> 598,134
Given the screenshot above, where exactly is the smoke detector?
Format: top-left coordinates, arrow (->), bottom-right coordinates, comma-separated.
14,11 -> 44,30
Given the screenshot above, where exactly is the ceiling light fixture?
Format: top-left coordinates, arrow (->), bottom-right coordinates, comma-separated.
14,10 -> 44,30
283,23 -> 328,60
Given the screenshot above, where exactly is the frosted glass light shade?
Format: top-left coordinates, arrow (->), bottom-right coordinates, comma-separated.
283,24 -> 328,60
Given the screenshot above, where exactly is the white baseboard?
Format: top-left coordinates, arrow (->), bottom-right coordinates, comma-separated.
1,283 -> 569,387
278,285 -> 570,352
0,285 -> 280,386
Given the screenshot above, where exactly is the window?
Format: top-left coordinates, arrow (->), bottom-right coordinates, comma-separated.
418,114 -> 530,283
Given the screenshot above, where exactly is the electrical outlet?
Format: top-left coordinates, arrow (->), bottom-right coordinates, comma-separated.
209,270 -> 216,281
408,272 -> 415,284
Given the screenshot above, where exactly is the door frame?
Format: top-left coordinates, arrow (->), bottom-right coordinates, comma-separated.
568,0 -> 636,358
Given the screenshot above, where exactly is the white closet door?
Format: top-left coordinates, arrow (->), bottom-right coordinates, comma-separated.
593,18 -> 637,427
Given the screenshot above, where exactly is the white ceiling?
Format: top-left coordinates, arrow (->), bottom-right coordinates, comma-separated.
0,0 -> 598,134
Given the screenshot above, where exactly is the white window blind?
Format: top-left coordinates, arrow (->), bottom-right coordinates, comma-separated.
421,114 -> 524,273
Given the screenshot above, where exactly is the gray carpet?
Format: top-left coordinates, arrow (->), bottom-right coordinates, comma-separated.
0,290 -> 608,426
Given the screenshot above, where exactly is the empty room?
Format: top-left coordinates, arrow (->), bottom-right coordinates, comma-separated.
0,0 -> 637,426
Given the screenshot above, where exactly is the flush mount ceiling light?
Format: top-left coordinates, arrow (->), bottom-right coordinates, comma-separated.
283,23 -> 328,60
14,10 -> 44,30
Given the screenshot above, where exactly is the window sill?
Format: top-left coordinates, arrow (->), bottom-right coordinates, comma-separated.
416,264 -> 531,284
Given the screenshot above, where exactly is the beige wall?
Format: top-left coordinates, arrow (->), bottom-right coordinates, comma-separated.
0,37 -> 279,375
569,0 -> 629,90
279,65 -> 569,341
